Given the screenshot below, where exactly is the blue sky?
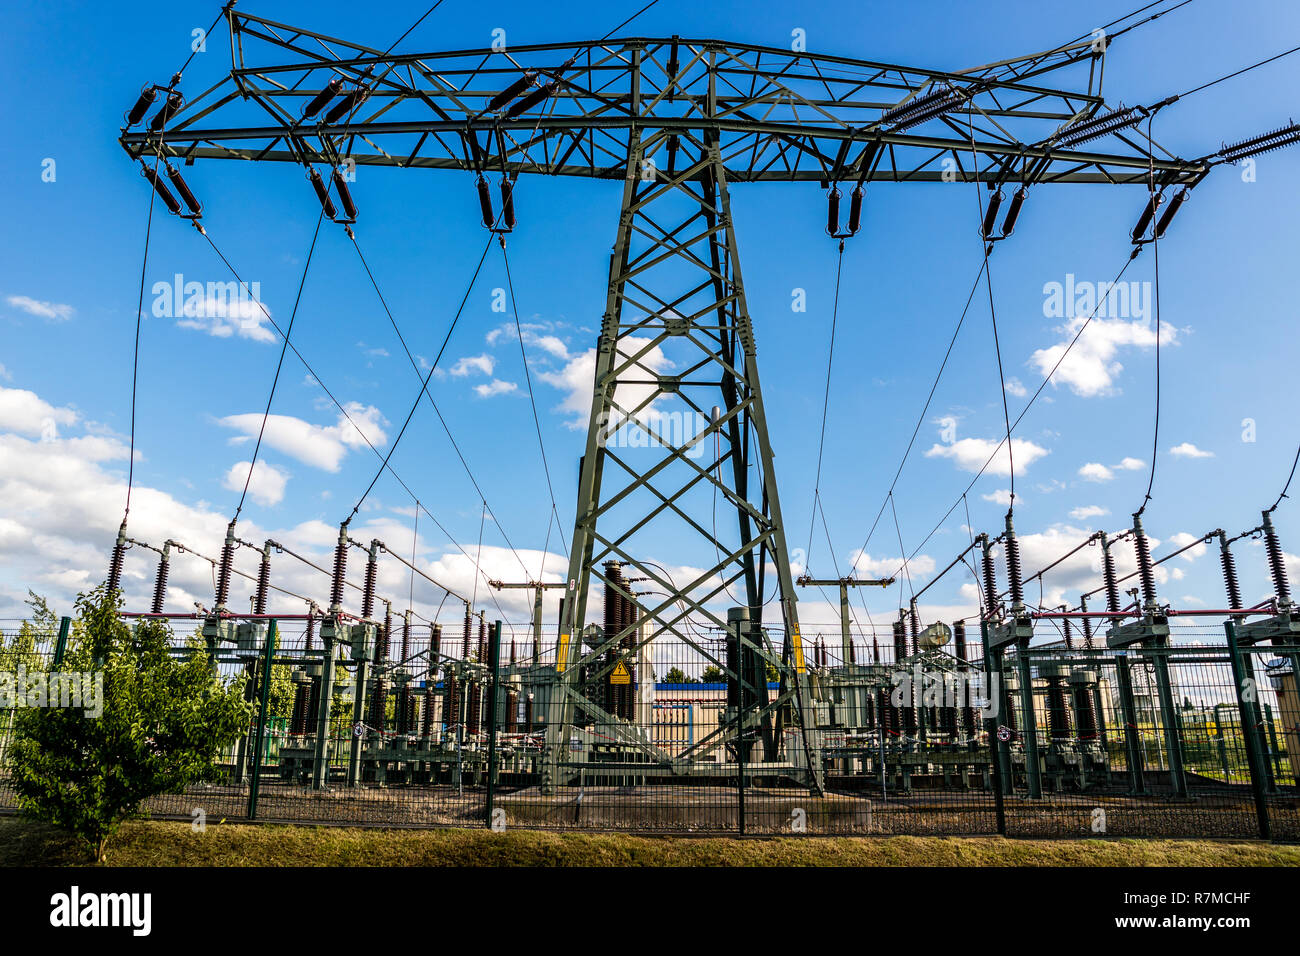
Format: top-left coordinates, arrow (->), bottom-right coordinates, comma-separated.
1,0 -> 1298,647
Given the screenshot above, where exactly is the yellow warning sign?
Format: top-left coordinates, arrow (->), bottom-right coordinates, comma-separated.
557,633 -> 570,673
610,660 -> 631,685
791,625 -> 807,674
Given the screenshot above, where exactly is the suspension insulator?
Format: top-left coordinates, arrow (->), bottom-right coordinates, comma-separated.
503,80 -> 557,119
148,91 -> 183,132
980,188 -> 1004,240
324,87 -> 367,125
1262,510 -> 1293,605
361,545 -> 378,619
488,71 -> 537,112
500,178 -> 516,230
1001,186 -> 1027,237
150,545 -> 171,615
1132,513 -> 1157,608
126,86 -> 157,127
1219,535 -> 1243,611
141,165 -> 182,215
302,76 -> 344,119
332,169 -> 358,221
1154,187 -> 1188,239
1130,193 -> 1162,242
476,176 -> 494,229
1004,514 -> 1024,610
165,163 -> 202,216
826,187 -> 841,236
847,186 -> 864,235
1101,535 -> 1121,614
953,619 -> 967,661
214,520 -> 237,610
892,618 -> 907,663
329,523 -> 349,611
308,168 -> 337,221
253,548 -> 270,616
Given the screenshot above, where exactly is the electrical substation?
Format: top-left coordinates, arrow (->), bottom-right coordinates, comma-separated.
5,1 -> 1300,838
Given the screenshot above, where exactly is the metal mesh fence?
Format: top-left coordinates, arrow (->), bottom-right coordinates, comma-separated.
0,614 -> 1297,840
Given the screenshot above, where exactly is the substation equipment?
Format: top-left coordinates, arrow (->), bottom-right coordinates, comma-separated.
107,8 -> 1299,796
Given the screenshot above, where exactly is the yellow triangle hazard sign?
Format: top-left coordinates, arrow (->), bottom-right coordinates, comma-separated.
610,659 -> 631,685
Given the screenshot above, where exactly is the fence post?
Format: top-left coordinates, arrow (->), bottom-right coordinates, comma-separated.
486,620 -> 501,829
52,616 -> 71,668
1225,619 -> 1271,840
1112,651 -> 1147,795
247,619 -> 277,821
981,621 -> 1007,836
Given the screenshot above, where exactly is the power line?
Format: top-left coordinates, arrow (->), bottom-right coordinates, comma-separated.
805,239 -> 845,567
234,208 -> 326,520
500,239 -> 570,561
1176,42 -> 1300,100
1138,112 -> 1163,516
887,252 -> 1141,581
348,232 -> 533,579
347,233 -> 495,519
1269,444 -> 1300,513
197,227 -> 505,608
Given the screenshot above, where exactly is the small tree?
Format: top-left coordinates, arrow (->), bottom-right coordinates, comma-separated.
663,666 -> 698,685
9,585 -> 250,861
701,665 -> 724,683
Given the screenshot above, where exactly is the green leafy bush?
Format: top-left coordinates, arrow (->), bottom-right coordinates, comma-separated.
9,585 -> 250,861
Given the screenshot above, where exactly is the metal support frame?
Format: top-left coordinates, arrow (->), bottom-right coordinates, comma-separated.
546,99 -> 823,792
796,575 -> 893,662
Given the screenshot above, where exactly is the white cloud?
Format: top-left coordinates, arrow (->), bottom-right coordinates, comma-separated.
924,437 -> 1049,477
1170,442 -> 1214,459
217,403 -> 387,472
474,379 -> 518,398
1029,317 -> 1175,397
1004,378 -> 1027,398
540,335 -> 673,429
1167,531 -> 1208,561
450,354 -> 495,377
848,551 -> 937,580
221,460 -> 289,506
0,386 -> 79,438
1117,457 -> 1144,471
7,295 -> 74,322
175,295 -> 275,343
982,489 -> 1014,505
1070,505 -> 1109,520
1078,462 -> 1113,482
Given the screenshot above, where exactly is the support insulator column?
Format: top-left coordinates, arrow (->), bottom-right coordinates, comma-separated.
361,540 -> 379,619
253,542 -> 271,616
214,519 -> 237,611
329,521 -> 350,613
1262,510 -> 1292,607
150,541 -> 172,615
1100,533 -> 1121,614
1004,513 -> 1024,613
1132,511 -> 1158,609
1219,531 -> 1243,611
